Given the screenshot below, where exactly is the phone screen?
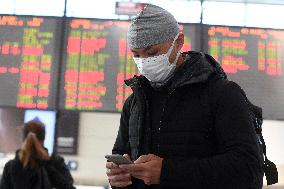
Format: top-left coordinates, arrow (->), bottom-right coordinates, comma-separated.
105,155 -> 133,165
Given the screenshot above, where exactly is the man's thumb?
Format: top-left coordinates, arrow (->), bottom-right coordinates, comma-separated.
123,154 -> 131,160
134,155 -> 151,164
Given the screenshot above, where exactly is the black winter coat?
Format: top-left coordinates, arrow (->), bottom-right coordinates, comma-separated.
112,51 -> 263,189
0,150 -> 76,189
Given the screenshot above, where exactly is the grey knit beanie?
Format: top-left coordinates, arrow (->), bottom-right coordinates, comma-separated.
127,4 -> 180,49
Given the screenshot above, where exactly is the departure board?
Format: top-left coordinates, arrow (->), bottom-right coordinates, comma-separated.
204,26 -> 284,119
59,19 -> 201,112
0,16 -> 62,110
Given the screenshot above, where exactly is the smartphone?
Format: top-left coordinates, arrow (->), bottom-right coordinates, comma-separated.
105,154 -> 133,165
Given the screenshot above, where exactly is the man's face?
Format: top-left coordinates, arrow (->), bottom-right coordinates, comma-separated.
130,33 -> 184,64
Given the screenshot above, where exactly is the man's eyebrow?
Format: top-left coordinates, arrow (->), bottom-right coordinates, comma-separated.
130,46 -> 153,53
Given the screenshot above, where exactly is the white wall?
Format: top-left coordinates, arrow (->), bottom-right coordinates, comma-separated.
263,120 -> 284,165
262,120 -> 284,186
64,113 -> 284,187
64,112 -> 121,186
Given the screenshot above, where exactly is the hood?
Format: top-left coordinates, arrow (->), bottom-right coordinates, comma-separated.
125,51 -> 227,90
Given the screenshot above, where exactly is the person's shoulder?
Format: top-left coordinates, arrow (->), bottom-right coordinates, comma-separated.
124,93 -> 134,105
5,157 -> 21,166
217,80 -> 242,94
214,81 -> 249,112
50,154 -> 65,163
122,93 -> 135,112
3,159 -> 19,174
3,160 -> 13,169
208,78 -> 245,103
209,78 -> 241,92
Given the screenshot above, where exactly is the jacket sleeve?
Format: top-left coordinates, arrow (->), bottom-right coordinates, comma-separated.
0,162 -> 13,189
112,94 -> 133,155
160,81 -> 263,188
111,94 -> 133,189
45,155 -> 76,189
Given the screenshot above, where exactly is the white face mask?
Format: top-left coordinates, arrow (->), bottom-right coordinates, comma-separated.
133,33 -> 181,83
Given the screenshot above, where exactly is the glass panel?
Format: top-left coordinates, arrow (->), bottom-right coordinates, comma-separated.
0,0 -> 15,14
203,1 -> 246,26
66,0 -> 118,19
14,0 -> 65,16
66,0 -> 201,23
245,3 -> 284,29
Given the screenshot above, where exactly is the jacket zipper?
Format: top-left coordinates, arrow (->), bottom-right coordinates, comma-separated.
157,71 -> 195,154
137,81 -> 152,155
157,88 -> 176,154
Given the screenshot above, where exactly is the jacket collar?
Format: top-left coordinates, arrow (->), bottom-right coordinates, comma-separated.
125,51 -> 227,91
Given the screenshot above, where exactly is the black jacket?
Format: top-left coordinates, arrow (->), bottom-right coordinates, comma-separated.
112,51 -> 263,189
0,150 -> 76,189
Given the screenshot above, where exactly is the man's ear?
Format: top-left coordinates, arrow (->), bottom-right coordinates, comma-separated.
176,32 -> 184,51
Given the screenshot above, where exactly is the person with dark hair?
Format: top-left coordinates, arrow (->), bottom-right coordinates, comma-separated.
0,120 -> 76,189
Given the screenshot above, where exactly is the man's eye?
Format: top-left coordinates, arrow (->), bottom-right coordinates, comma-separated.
148,51 -> 158,56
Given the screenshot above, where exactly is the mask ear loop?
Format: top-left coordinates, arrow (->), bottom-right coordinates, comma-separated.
167,33 -> 181,65
166,33 -> 180,57
173,50 -> 181,65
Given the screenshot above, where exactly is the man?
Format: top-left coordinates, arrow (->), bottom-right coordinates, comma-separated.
106,4 -> 263,189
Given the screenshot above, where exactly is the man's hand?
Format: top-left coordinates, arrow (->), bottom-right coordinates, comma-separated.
119,154 -> 163,185
106,154 -> 132,187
